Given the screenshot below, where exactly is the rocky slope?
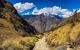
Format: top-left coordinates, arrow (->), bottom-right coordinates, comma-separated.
23,14 -> 63,33
46,11 -> 80,50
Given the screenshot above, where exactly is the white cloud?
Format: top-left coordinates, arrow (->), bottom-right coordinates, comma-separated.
32,8 -> 39,15
32,6 -> 74,18
32,6 -> 61,15
14,2 -> 74,18
14,2 -> 35,12
60,9 -> 73,18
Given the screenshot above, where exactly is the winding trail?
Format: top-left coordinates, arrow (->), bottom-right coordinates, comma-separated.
33,37 -> 50,50
33,37 -> 75,50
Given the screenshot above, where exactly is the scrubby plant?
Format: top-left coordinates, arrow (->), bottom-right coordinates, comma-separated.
0,37 -> 38,50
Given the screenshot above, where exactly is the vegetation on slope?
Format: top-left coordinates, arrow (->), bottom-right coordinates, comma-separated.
0,0 -> 39,50
0,0 -> 38,36
46,12 -> 80,50
0,37 -> 38,50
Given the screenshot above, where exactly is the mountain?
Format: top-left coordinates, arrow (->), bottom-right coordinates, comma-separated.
46,11 -> 80,50
1,0 -> 80,50
23,14 -> 63,33
0,0 -> 39,50
0,0 -> 38,37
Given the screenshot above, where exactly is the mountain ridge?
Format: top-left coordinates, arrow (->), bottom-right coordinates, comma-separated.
23,14 -> 63,33
0,0 -> 38,39
46,11 -> 80,50
0,0 -> 39,50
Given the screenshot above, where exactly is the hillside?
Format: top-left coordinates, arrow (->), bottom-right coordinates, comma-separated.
0,0 -> 38,37
0,0 -> 39,50
23,14 -> 63,33
1,0 -> 80,50
46,11 -> 80,50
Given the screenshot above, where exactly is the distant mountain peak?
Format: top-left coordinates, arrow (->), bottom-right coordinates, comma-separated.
23,14 -> 63,33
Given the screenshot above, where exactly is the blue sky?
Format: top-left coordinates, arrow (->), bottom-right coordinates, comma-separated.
6,0 -> 80,9
6,0 -> 80,18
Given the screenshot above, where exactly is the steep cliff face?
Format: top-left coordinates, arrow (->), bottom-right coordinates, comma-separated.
46,11 -> 80,50
0,0 -> 38,38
